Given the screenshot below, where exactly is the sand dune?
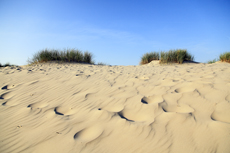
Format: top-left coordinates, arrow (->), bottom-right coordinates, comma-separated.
0,62 -> 230,153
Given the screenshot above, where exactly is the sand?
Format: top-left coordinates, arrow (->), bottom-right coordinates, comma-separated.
0,61 -> 230,153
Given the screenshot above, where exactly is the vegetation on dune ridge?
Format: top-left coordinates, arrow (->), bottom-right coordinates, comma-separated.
207,52 -> 230,64
160,49 -> 194,64
140,49 -> 194,65
219,52 -> 230,63
97,62 -> 108,66
0,62 -> 17,67
140,52 -> 159,65
28,48 -> 94,65
207,59 -> 217,64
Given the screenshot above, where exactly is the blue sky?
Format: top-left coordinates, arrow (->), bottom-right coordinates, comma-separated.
0,0 -> 229,66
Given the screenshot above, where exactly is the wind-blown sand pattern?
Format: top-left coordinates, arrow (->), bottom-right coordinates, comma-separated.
0,62 -> 230,153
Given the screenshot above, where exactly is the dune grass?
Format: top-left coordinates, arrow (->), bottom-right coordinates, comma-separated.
140,49 -> 194,65
28,49 -> 94,64
140,52 -> 160,65
0,62 -> 14,67
97,62 -> 108,66
219,52 -> 230,63
207,59 -> 217,64
160,49 -> 194,64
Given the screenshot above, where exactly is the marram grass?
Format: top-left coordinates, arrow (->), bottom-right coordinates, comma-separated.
0,62 -> 15,67
28,49 -> 94,64
207,59 -> 217,64
140,49 -> 194,65
97,62 -> 108,66
160,49 -> 194,64
219,52 -> 230,63
140,52 -> 160,65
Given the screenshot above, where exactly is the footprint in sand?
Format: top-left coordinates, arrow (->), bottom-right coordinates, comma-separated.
135,76 -> 149,80
75,73 -> 84,77
117,108 -> 154,123
1,84 -> 18,90
175,87 -> 195,93
74,125 -> 103,143
0,92 -> 14,100
141,95 -> 164,104
161,103 -> 194,114
118,110 -> 135,122
116,95 -> 163,122
1,92 -> 19,106
54,106 -> 75,116
76,74 -> 90,79
211,102 -> 230,124
27,102 -> 49,109
84,93 -> 98,99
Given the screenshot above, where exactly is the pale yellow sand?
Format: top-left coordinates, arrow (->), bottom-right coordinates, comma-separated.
0,61 -> 230,153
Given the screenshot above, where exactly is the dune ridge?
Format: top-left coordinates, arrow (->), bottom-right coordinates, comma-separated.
0,62 -> 230,153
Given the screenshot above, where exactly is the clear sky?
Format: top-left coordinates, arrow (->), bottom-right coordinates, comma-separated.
0,0 -> 229,66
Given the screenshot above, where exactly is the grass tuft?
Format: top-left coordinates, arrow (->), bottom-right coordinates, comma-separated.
207,59 -> 217,64
83,51 -> 93,64
97,62 -> 108,65
28,48 -> 94,64
140,52 -> 160,65
0,62 -> 15,67
160,49 -> 194,64
219,52 -> 230,63
140,49 -> 194,65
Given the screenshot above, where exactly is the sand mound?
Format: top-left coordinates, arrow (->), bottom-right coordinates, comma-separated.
0,62 -> 230,153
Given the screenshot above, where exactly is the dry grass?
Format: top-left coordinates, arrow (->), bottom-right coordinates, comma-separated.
28,49 -> 94,64
219,52 -> 230,63
140,49 -> 194,65
207,59 -> 217,64
160,49 -> 194,64
0,62 -> 15,67
140,52 -> 159,65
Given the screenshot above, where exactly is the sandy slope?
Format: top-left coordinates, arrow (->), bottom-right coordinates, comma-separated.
0,62 -> 230,153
